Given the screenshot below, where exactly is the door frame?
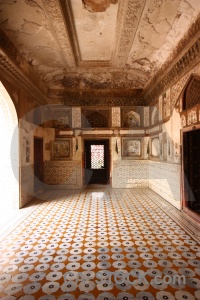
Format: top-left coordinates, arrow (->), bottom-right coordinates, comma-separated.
181,124 -> 200,222
83,138 -> 111,185
34,136 -> 44,191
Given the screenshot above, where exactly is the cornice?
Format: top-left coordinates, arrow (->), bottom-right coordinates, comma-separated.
112,0 -> 146,68
61,94 -> 146,107
144,14 -> 200,104
48,87 -> 143,100
0,50 -> 48,105
42,0 -> 77,69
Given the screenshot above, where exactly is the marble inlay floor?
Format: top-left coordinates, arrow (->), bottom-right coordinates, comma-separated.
0,188 -> 200,300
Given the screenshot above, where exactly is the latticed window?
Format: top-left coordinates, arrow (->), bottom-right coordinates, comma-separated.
82,110 -> 109,128
91,145 -> 104,169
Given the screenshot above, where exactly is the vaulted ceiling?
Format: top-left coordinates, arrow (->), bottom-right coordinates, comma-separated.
0,0 -> 200,103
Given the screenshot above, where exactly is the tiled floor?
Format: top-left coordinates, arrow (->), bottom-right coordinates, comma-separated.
0,188 -> 200,300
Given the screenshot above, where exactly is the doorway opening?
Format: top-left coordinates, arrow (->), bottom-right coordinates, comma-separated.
183,128 -> 200,214
84,139 -> 110,185
34,137 -> 44,192
0,81 -> 19,224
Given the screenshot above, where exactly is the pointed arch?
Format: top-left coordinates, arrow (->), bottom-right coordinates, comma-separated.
181,74 -> 200,110
0,81 -> 19,214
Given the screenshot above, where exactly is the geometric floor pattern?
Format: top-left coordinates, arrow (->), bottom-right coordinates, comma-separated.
0,188 -> 200,300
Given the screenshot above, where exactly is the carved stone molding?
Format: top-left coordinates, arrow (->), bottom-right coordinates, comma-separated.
62,97 -> 145,107
112,0 -> 146,68
48,87 -> 145,106
0,50 -> 48,106
49,87 -> 143,98
42,0 -> 77,69
144,15 -> 200,104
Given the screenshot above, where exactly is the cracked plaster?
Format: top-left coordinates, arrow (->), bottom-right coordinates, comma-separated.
0,0 -> 200,92
127,0 -> 200,82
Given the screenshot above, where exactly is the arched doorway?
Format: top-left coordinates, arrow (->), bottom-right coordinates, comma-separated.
179,74 -> 200,218
0,81 -> 19,224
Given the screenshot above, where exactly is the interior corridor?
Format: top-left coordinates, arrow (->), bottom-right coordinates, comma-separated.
0,188 -> 199,300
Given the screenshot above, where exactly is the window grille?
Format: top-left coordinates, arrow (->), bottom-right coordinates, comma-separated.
91,145 -> 104,169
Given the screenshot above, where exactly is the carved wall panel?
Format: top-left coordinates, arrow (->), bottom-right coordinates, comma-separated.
187,108 -> 198,125
163,88 -> 171,119
112,107 -> 121,127
180,113 -> 187,128
44,161 -> 82,189
143,107 -> 149,127
72,107 -> 81,128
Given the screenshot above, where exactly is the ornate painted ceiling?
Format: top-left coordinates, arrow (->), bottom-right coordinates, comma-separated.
0,0 -> 200,102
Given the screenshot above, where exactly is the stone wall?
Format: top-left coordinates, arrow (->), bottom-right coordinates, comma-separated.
112,160 -> 149,188
149,161 -> 181,209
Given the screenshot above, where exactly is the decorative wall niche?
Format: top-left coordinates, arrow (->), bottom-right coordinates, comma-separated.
121,107 -> 143,128
122,138 -> 141,159
50,138 -> 72,160
53,109 -> 71,129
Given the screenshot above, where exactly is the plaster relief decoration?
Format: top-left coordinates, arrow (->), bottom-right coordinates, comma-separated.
72,137 -> 77,156
180,113 -> 186,127
112,107 -> 121,127
151,137 -> 159,157
122,107 -> 143,128
187,108 -> 197,125
174,142 -> 180,164
163,88 -> 171,119
23,134 -> 30,164
20,124 -> 33,166
143,106 -> 149,127
50,138 -> 71,160
53,109 -> 71,129
122,138 -> 141,159
151,106 -> 159,126
158,95 -> 162,121
72,107 -> 81,128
